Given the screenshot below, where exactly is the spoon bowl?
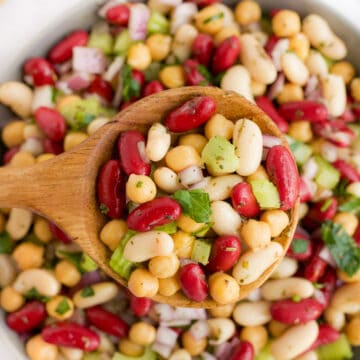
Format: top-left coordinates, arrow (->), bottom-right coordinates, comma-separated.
0,86 -> 298,307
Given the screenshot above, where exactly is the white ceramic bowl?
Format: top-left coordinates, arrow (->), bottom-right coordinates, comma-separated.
0,0 -> 359,358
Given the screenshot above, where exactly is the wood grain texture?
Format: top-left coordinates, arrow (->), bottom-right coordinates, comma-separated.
0,87 -> 299,308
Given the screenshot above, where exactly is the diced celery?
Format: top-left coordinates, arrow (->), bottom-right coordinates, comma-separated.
250,179 -> 280,209
154,221 -> 178,234
114,30 -> 132,55
290,140 -> 312,165
88,32 -> 114,55
109,231 -> 137,280
191,239 -> 212,265
147,11 -> 169,34
80,254 -> 98,272
112,348 -> 158,360
315,156 -> 340,190
317,334 -> 353,360
255,343 -> 275,360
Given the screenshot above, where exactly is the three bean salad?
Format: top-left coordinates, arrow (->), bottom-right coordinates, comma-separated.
0,0 -> 360,359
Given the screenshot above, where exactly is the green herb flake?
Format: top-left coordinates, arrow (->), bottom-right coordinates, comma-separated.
99,203 -> 109,215
313,282 -> 325,289
122,64 -> 141,102
55,298 -> 71,315
25,287 -> 50,302
203,12 -> 224,24
292,294 -> 301,302
57,250 -> 84,273
333,179 -> 350,198
321,198 -> 333,212
339,197 -> 360,213
321,221 -> 360,277
81,286 -> 95,298
291,238 -> 309,254
173,189 -> 211,223
136,181 -> 143,188
197,64 -> 212,84
0,231 -> 13,254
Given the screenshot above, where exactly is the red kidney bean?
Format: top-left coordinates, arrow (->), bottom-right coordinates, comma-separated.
6,301 -> 46,333
3,146 -> 20,164
43,138 -> 64,155
142,80 -> 165,97
270,298 -> 323,325
352,102 -> 360,117
332,159 -> 360,183
299,177 -> 313,203
117,130 -> 150,175
308,198 -> 338,223
179,263 -> 208,302
42,322 -> 100,351
266,145 -> 300,211
128,294 -> 153,317
318,267 -> 337,307
231,182 -> 261,218
24,57 -> 56,86
228,341 -> 255,360
313,121 -> 355,148
307,324 -> 340,352
189,0 -> 219,6
48,30 -> 89,63
212,36 -> 241,74
87,75 -> 114,103
206,235 -> 241,273
165,96 -> 216,133
192,34 -> 214,67
264,34 -> 280,55
86,306 -> 128,338
278,101 -> 328,123
287,233 -> 312,261
97,159 -> 125,218
255,96 -> 289,133
105,4 -> 130,26
127,197 -> 181,231
354,224 -> 360,246
50,223 -> 72,243
34,107 -> 67,142
183,59 -> 210,86
303,251 -> 328,283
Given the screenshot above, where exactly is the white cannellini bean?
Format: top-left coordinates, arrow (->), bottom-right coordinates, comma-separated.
20,137 -> 44,156
295,350 -> 319,360
6,208 -> 33,241
346,182 -> 360,197
207,318 -> 236,345
97,331 -> 116,354
172,24 -> 198,63
0,81 -> 33,117
154,167 -> 182,193
302,14 -> 347,60
32,85 -> 54,111
59,347 -> 84,360
321,74 -> 346,117
169,349 -> 192,360
146,123 -> 171,161
324,306 -> 346,331
87,117 -> 110,135
281,52 -> 309,86
233,301 -> 271,326
260,277 -> 314,301
221,65 -> 254,103
305,50 -> 329,78
13,269 -> 61,296
170,3 -> 197,34
270,321 -> 319,360
240,34 -> 277,85
123,231 -> 174,262
0,254 -> 17,287
233,119 -> 263,176
270,256 -> 298,279
211,201 -> 242,236
204,175 -> 242,201
329,282 -> 360,314
232,242 -> 283,285
73,282 -> 119,309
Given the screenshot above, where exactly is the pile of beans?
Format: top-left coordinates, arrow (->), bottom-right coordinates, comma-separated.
0,0 -> 360,359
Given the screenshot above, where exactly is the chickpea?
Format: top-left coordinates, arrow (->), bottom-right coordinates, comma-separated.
0,286 -> 25,312
149,253 -> 180,279
46,295 -> 74,320
246,165 -> 269,181
169,349 -> 192,360
209,272 -> 240,304
272,10 -> 301,37
204,114 -> 234,140
208,303 -> 235,318
260,210 -> 289,237
158,276 -> 180,296
330,61 -> 355,84
37,153 -> 55,163
277,83 -> 304,105
0,213 -> 6,233
240,325 -> 268,354
287,121 -> 313,143
289,33 -> 310,61
333,212 -> 359,236
337,267 -> 360,283
146,34 -> 172,62
351,78 -> 360,101
127,42 -> 152,70
240,220 -> 271,249
194,5 -> 224,34
345,317 -> 360,346
178,134 -> 208,154
165,145 -> 202,172
34,218 -> 52,243
126,174 -> 157,204
26,335 -> 58,360
12,242 -> 44,270
119,338 -> 144,357
100,219 -> 127,251
159,65 -> 185,88
64,132 -> 88,152
177,214 -> 205,234
153,167 -> 182,193
128,268 -> 159,298
268,320 -> 289,337
55,259 -> 81,287
182,330 -> 207,356
10,151 -> 35,167
214,26 -> 241,46
172,231 -> 195,258
2,120 -> 26,148
234,0 -> 261,25
129,322 -> 157,346
251,80 -> 267,97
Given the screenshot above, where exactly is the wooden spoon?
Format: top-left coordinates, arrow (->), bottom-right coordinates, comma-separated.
0,86 -> 298,307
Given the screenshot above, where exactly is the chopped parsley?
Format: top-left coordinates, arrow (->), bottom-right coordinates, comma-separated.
81,286 -> 95,298
0,231 -> 13,254
203,12 -> 224,24
136,181 -> 143,188
290,238 -> 309,254
25,287 -> 50,302
122,64 -> 141,102
339,197 -> 360,213
320,198 -> 333,212
55,298 -> 71,315
99,203 -> 109,215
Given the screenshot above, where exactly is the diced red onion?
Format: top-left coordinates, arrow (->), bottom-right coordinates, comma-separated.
320,142 -> 338,163
302,157 -> 318,180
313,188 -> 333,202
271,39 -> 289,71
137,141 -> 150,164
262,147 -> 269,161
173,307 -> 207,320
330,131 -> 354,148
55,80 -> 72,94
319,246 -> 337,267
155,326 -> 179,347
215,338 -> 240,360
153,304 -> 175,321
53,60 -> 72,75
20,137 -> 44,156
190,320 -> 210,341
246,288 -> 262,302
179,165 -> 204,188
151,342 -> 173,359
263,134 -> 282,148
129,3 -> 150,41
104,56 -> 125,82
98,0 -> 127,18
32,85 -> 54,112
66,72 -> 93,91
189,176 -> 211,190
266,72 -> 285,100
201,352 -> 217,360
160,319 -> 191,327
170,3 -> 198,34
301,177 -> 317,200
313,289 -> 327,307
24,74 -> 34,86
305,75 -> 320,98
73,47 -> 106,74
